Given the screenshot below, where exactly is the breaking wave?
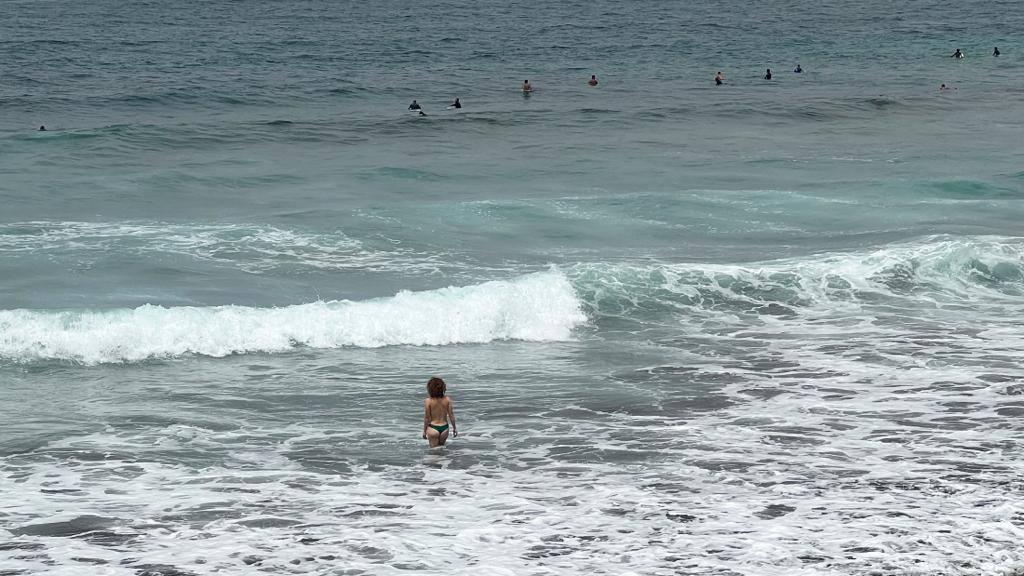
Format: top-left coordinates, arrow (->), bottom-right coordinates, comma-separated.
0,271 -> 586,364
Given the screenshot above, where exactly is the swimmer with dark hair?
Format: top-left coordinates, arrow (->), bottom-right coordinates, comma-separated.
715,71 -> 724,85
408,100 -> 426,116
794,64 -> 803,73
588,75 -> 598,86
422,377 -> 458,448
993,47 -> 1000,57
951,48 -> 964,59
764,68 -> 773,80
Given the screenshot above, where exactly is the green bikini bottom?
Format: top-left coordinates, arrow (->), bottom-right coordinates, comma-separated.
429,423 -> 449,434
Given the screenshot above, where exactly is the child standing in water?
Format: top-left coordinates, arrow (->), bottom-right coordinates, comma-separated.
422,377 -> 457,448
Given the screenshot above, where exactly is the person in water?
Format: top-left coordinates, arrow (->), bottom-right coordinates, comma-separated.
951,48 -> 964,59
450,97 -> 461,109
422,377 -> 457,448
714,71 -> 724,85
764,68 -> 773,80
993,47 -> 1000,57
38,125 -> 46,131
588,75 -> 598,86
522,80 -> 532,93
939,83 -> 951,91
408,100 -> 421,110
794,64 -> 803,73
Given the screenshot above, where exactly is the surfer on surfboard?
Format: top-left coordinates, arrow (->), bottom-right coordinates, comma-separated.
408,100 -> 427,116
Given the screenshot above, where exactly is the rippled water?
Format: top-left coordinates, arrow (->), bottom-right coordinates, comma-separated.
3,0 -> 1024,574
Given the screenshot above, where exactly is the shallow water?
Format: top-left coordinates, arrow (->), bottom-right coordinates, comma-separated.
3,0 -> 1024,574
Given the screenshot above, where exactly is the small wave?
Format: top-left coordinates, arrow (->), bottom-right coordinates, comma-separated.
569,236 -> 1024,321
0,271 -> 585,364
0,221 -> 427,273
926,179 -> 1019,199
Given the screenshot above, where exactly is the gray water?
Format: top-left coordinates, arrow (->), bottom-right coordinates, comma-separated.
3,0 -> 1024,574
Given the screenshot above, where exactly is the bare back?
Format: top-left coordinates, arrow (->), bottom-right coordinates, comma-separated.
425,397 -> 450,425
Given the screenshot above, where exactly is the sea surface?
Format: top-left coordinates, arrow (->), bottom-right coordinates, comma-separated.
3,0 -> 1024,574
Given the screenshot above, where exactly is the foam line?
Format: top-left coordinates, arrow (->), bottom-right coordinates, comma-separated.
0,271 -> 586,364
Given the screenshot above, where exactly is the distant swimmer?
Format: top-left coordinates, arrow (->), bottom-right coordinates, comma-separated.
522,79 -> 533,93
764,68 -> 773,80
993,47 -> 1000,57
449,97 -> 462,109
422,377 -> 458,448
714,71 -> 724,85
939,83 -> 953,91
794,64 -> 803,73
951,48 -> 964,59
588,75 -> 598,86
38,125 -> 46,131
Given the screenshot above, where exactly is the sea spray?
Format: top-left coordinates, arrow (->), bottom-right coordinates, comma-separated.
0,270 -> 586,364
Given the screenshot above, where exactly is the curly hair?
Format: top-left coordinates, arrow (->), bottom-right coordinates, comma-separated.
426,377 -> 446,398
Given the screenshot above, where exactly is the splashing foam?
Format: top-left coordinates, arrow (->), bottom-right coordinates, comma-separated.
0,271 -> 586,364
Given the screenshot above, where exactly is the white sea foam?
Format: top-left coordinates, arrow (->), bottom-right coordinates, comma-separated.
570,235 -> 1024,321
0,221 -> 436,273
0,270 -> 586,364
2,237 -> 1023,575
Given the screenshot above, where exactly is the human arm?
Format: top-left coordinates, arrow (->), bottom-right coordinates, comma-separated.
423,400 -> 430,438
447,398 -> 458,438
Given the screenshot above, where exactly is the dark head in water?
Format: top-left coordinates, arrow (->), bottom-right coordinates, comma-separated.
38,125 -> 46,131
794,64 -> 803,73
993,47 -> 1000,56
764,68 -> 772,80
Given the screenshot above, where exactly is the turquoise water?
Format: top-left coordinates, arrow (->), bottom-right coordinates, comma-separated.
3,0 -> 1024,574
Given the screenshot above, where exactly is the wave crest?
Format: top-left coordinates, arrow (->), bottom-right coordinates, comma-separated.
570,236 -> 1024,320
0,271 -> 585,365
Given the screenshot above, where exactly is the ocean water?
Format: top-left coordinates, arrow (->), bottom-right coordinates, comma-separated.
3,0 -> 1024,574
